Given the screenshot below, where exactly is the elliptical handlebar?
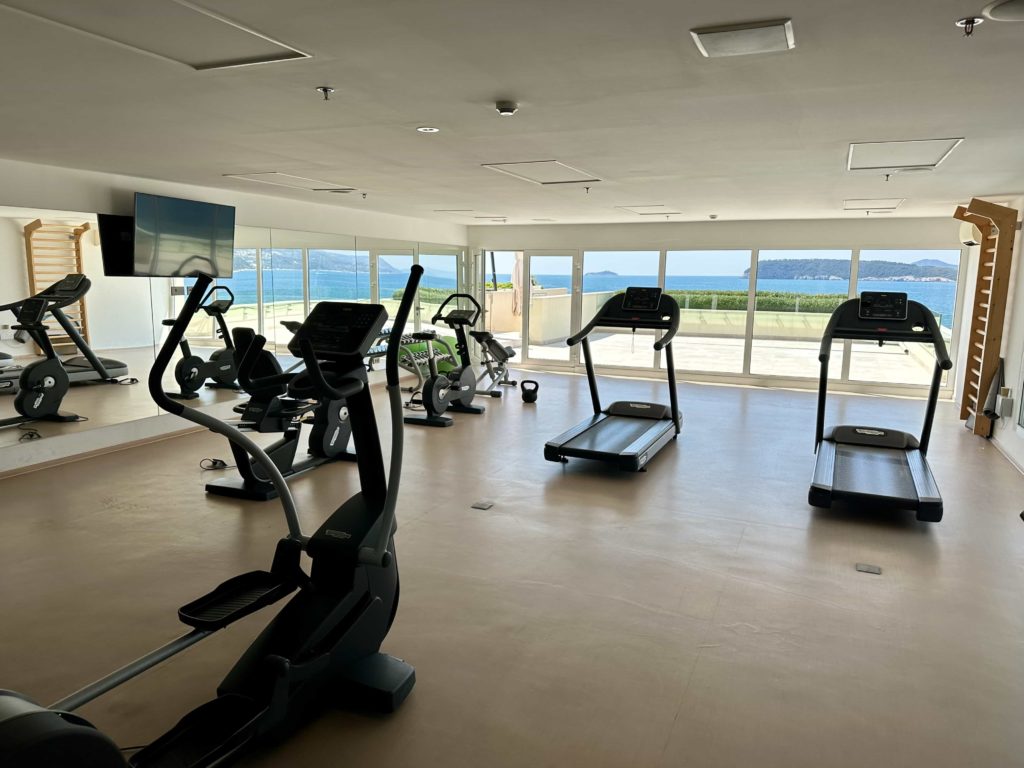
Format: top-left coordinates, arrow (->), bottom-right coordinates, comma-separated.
297,338 -> 366,401
361,265 -> 423,568
199,285 -> 235,310
430,292 -> 481,326
150,273 -> 304,542
236,333 -> 293,393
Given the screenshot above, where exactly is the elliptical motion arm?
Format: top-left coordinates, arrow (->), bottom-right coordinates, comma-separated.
150,273 -> 304,541
360,265 -> 423,567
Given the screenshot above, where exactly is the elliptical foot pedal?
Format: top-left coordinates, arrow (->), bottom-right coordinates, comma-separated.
179,571 -> 296,631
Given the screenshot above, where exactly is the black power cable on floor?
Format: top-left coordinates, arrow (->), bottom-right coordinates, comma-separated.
200,457 -> 235,470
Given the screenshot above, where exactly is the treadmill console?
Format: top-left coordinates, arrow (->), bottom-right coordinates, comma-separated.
16,298 -> 48,324
288,302 -> 388,360
622,287 -> 662,312
858,291 -> 908,321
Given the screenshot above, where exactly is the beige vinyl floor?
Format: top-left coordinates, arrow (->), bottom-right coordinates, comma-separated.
0,371 -> 1022,767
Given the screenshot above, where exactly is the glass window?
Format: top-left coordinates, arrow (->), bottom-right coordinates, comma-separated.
309,249 -> 370,308
848,249 -> 961,385
526,254 -> 574,363
664,250 -> 751,374
749,250 -> 850,378
582,251 -> 660,368
260,248 -> 304,353
378,252 -> 415,326
418,252 -> 461,335
482,251 -> 522,357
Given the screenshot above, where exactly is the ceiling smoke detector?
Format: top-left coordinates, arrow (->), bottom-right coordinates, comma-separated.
416,126 -> 440,133
691,19 -> 795,58
495,100 -> 519,117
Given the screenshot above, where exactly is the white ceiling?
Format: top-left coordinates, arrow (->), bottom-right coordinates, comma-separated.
0,0 -> 1021,225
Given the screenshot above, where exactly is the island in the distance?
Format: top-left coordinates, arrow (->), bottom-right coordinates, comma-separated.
746,258 -> 957,282
584,270 -> 619,276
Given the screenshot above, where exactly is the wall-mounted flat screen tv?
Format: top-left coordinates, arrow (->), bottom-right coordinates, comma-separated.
133,193 -> 235,278
97,213 -> 136,277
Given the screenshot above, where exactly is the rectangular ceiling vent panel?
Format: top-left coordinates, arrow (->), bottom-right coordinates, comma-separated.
482,160 -> 600,185
0,0 -> 310,70
691,19 -> 795,58
843,198 -> 905,211
224,173 -> 353,192
847,139 -> 963,172
616,205 -> 682,215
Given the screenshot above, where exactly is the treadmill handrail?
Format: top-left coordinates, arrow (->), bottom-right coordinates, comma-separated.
819,298 -> 950,367
566,293 -> 680,348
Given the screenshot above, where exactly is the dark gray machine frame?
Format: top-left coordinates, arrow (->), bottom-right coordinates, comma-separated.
0,273 -> 129,395
809,293 -> 952,522
545,287 -> 682,471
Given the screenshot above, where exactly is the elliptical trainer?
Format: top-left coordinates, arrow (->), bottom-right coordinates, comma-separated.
165,285 -> 239,400
203,325 -> 357,501
404,292 -> 485,428
0,265 -> 423,767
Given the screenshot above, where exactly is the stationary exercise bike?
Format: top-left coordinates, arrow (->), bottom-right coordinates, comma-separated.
403,293 -> 485,428
0,266 -> 423,768
203,325 -> 357,501
165,285 -> 239,400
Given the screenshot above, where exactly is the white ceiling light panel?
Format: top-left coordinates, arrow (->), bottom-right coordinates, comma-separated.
224,172 -> 354,192
691,19 -> 795,58
0,0 -> 310,70
847,139 -> 963,171
482,160 -> 600,185
843,198 -> 905,211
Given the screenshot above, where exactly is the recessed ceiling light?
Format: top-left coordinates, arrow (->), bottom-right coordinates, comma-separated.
691,19 -> 795,58
416,126 -> 440,133
984,1 -> 1024,21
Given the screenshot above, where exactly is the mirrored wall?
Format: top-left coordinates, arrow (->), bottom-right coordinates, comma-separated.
0,208 -> 466,456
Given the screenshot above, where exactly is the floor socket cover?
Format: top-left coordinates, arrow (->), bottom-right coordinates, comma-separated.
856,563 -> 882,575
471,500 -> 494,510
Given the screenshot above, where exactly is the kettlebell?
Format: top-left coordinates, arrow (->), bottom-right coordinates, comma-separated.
521,380 -> 539,404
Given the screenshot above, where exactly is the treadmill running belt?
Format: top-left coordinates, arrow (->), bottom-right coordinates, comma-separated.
833,446 -> 917,502
564,416 -> 660,455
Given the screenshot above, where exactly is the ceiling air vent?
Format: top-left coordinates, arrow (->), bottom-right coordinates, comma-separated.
843,198 -> 904,211
482,161 -> 600,185
0,0 -> 310,70
224,172 -> 354,192
616,205 -> 682,216
847,139 -> 963,172
690,19 -> 795,58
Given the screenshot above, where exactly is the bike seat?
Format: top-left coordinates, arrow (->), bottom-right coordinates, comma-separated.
469,330 -> 493,343
411,331 -> 438,341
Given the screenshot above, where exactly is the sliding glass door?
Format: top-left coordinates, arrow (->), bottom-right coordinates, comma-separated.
523,252 -> 577,366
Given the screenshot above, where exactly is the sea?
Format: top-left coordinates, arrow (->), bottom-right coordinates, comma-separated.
215,270 -> 958,330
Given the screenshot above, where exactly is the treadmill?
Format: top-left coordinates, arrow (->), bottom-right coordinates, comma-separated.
545,287 -> 681,471
808,291 -> 952,522
0,274 -> 129,395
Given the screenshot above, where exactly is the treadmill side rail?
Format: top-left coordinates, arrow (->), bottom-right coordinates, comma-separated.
808,440 -> 836,508
906,449 -> 943,522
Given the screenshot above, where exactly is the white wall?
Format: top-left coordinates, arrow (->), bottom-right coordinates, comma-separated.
990,199 -> 1024,470
468,217 -> 962,252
